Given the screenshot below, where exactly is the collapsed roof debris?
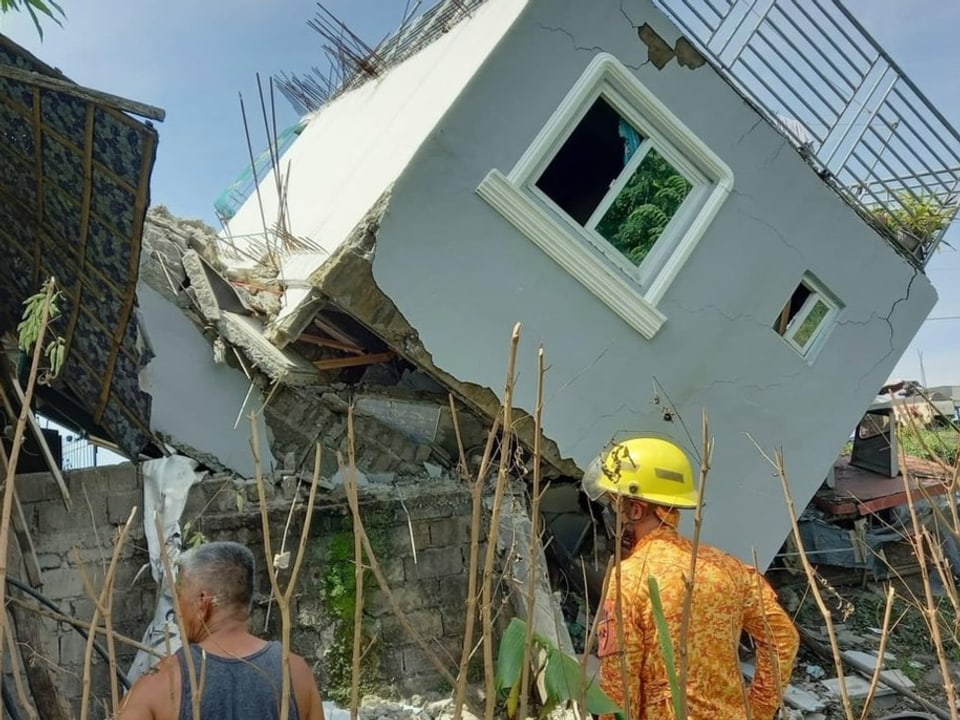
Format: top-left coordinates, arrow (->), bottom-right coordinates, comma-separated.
0,35 -> 160,459
138,205 -> 536,482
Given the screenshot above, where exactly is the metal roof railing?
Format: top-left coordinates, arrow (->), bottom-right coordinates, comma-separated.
655,0 -> 960,266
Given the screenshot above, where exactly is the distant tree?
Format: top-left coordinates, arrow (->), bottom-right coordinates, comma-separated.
596,150 -> 692,265
0,0 -> 64,39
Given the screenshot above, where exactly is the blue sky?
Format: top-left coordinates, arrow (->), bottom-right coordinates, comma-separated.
3,0 -> 958,386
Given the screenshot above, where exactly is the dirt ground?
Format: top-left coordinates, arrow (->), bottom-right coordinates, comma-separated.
776,571 -> 958,719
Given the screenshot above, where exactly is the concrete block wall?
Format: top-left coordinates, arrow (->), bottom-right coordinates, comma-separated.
15,464 -> 489,714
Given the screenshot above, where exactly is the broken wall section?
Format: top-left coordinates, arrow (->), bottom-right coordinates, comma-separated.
18,464 -> 498,713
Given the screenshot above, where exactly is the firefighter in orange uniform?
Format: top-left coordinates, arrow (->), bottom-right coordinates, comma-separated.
583,436 -> 799,720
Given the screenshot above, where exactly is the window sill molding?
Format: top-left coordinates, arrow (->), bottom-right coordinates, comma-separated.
477,169 -> 667,339
476,53 -> 734,339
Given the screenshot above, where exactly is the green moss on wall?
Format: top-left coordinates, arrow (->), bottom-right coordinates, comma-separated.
321,524 -> 389,704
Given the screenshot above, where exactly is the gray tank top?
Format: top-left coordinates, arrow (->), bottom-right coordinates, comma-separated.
176,641 -> 301,720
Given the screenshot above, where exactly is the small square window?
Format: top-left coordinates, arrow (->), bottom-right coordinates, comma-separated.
534,97 -> 695,269
774,276 -> 840,358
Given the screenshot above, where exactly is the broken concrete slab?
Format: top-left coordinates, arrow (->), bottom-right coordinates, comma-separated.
219,312 -> 319,386
820,670 -> 915,700
842,649 -> 897,668
494,495 -> 574,656
354,395 -> 442,446
266,194 -> 577,479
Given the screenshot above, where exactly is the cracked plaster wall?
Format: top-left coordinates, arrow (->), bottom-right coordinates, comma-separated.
363,0 -> 937,568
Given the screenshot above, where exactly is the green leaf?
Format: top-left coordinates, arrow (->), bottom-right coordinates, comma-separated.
542,647 -> 577,703
235,490 -> 246,513
496,617 -> 528,692
584,681 -> 627,720
648,577 -> 683,720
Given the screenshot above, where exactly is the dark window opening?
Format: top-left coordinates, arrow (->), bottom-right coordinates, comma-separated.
535,97 -> 644,225
774,282 -> 812,335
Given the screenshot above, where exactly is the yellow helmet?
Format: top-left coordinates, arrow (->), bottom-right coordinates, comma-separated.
581,436 -> 699,509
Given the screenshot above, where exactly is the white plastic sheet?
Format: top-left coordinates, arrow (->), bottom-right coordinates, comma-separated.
126,454 -> 206,685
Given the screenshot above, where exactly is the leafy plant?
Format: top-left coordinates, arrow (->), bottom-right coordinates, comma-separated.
596,150 -> 693,266
17,277 -> 66,384
871,192 -> 956,245
496,617 -> 625,720
0,0 -> 65,39
181,521 -> 207,550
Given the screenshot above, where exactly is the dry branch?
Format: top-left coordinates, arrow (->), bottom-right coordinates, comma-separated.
348,426 -> 363,720
154,512 -> 203,720
452,406 -> 500,720
79,506 -> 138,720
3,609 -> 38,720
341,407 -> 457,688
0,280 -> 55,682
898,431 -> 959,720
252,421 -> 322,720
482,323 -> 522,720
678,410 -> 713,719
751,441 -> 855,720
518,346 -> 546,720
858,584 -> 895,720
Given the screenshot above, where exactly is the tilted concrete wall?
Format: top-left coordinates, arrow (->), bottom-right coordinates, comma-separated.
365,0 -> 938,568
16,464 -> 486,716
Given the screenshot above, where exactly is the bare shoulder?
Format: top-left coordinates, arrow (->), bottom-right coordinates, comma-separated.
289,652 -> 317,685
289,652 -> 324,720
118,655 -> 181,720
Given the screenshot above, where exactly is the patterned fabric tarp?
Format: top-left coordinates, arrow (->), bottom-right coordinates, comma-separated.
0,34 -> 158,457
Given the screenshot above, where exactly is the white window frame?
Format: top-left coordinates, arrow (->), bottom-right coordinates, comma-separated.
777,274 -> 842,361
476,53 -> 734,339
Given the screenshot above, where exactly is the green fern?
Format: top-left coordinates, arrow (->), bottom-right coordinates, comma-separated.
596,149 -> 692,266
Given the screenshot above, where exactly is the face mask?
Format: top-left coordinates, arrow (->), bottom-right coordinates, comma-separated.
601,504 -> 617,539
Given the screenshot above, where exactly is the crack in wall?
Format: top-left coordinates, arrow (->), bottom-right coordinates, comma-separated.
536,24 -> 650,71
734,206 -> 806,260
735,117 -> 766,146
617,1 -> 705,70
852,267 -> 920,392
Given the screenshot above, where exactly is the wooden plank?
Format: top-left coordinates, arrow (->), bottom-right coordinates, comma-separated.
312,314 -> 361,347
297,333 -> 364,355
1,373 -> 72,510
0,64 -> 166,121
313,351 -> 394,371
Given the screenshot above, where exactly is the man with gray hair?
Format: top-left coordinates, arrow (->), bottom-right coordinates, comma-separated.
118,541 -> 325,720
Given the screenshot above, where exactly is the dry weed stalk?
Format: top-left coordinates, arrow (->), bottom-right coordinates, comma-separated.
347,424 -> 363,720
7,596 -> 162,656
78,506 -> 138,720
3,610 -> 38,720
579,555 -> 614,711
518,346 -> 546,720
613,487 -> 630,715
482,322 -> 522,720
752,441 -> 855,720
897,431 -> 959,720
251,421 -> 322,720
0,281 -> 55,682
858,584 -> 896,720
340,407 -> 457,687
677,410 -> 713,719
451,400 -> 500,720
154,513 -> 205,720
